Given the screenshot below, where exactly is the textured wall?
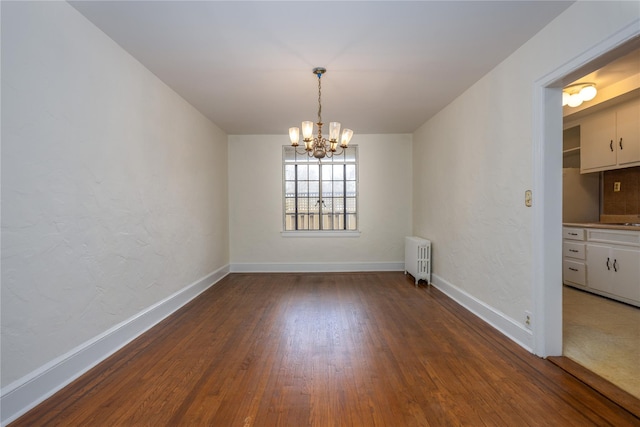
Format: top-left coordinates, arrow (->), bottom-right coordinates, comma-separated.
1,2 -> 229,387
228,134 -> 412,266
412,1 -> 639,325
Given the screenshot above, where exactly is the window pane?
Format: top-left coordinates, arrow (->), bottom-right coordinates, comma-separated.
310,198 -> 320,213
285,165 -> 296,180
285,214 -> 295,230
333,197 -> 344,213
298,164 -> 308,179
308,181 -> 319,196
322,214 -> 332,230
332,164 -> 344,180
285,181 -> 295,195
309,213 -> 320,230
297,214 -> 308,230
346,197 -> 356,213
297,198 -> 308,213
322,164 -> 332,180
346,181 -> 356,196
346,214 -> 357,230
297,181 -> 308,196
322,181 -> 332,197
333,181 -> 344,195
283,146 -> 296,162
345,165 -> 356,180
323,198 -> 333,212
309,164 -> 319,180
285,197 -> 296,213
345,148 -> 356,162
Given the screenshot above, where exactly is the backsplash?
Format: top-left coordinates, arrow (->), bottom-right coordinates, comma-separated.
602,166 -> 640,215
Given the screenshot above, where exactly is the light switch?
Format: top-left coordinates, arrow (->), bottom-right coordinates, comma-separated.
614,182 -> 621,192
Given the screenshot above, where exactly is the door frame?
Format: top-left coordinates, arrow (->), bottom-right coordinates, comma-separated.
532,23 -> 640,357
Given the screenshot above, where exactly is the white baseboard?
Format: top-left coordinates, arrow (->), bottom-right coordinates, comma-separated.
431,273 -> 533,352
230,262 -> 404,273
0,265 -> 230,427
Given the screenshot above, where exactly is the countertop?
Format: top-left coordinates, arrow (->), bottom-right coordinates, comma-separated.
564,222 -> 640,231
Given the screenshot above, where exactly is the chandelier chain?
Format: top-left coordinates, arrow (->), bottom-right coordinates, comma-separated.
317,74 -> 322,124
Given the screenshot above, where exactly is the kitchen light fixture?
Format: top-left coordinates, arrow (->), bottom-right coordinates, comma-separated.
562,83 -> 597,108
289,67 -> 353,159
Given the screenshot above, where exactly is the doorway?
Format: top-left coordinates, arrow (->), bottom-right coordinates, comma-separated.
533,27 -> 640,407
560,48 -> 640,400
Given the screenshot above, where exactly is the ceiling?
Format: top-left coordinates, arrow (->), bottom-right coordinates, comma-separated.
69,1 -> 575,135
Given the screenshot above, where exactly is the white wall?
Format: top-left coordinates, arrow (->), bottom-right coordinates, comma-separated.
228,134 -> 412,270
412,1 -> 639,339
1,1 -> 229,390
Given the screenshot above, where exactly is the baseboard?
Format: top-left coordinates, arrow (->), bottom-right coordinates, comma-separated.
0,264 -> 230,427
230,262 -> 404,273
431,273 -> 533,352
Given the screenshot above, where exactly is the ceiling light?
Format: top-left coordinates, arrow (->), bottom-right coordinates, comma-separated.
289,67 -> 353,159
562,83 -> 597,108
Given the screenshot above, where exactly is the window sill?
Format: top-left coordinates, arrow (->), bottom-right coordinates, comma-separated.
281,230 -> 361,238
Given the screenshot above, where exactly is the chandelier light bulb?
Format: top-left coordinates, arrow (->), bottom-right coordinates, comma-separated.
329,122 -> 341,142
562,91 -> 570,106
341,129 -> 353,147
301,121 -> 314,141
289,127 -> 300,146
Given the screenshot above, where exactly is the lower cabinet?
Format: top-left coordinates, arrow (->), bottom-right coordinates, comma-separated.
563,226 -> 640,307
586,243 -> 640,303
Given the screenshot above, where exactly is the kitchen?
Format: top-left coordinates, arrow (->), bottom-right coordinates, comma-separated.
561,47 -> 639,401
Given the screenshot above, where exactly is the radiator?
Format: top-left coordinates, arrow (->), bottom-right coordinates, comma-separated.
404,236 -> 431,285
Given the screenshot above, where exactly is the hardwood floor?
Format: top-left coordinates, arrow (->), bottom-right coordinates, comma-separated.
11,272 -> 640,426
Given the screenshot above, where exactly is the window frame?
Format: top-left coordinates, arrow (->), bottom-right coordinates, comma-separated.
282,145 -> 359,236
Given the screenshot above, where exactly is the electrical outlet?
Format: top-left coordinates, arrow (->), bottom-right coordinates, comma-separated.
524,311 -> 532,329
614,182 -> 621,192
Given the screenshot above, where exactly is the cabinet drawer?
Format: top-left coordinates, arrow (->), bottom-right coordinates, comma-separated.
563,227 -> 585,241
563,260 -> 586,286
563,242 -> 585,260
587,229 -> 640,247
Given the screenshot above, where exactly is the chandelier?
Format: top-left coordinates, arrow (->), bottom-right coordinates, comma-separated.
289,67 -> 353,159
562,82 -> 597,108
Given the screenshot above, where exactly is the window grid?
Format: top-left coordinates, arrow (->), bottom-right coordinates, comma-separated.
283,146 -> 357,231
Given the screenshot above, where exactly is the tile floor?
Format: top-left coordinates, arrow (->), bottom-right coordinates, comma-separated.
563,285 -> 640,399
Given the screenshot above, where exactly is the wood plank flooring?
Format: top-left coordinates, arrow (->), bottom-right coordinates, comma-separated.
11,272 -> 640,426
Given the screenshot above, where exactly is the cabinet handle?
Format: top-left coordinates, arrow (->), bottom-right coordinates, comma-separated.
619,138 -> 623,150
606,257 -> 611,270
613,259 -> 618,272
568,267 -> 578,272
569,232 -> 578,236
569,249 -> 579,253
610,140 -> 614,152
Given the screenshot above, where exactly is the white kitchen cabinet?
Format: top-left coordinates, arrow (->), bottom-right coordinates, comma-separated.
616,100 -> 640,166
580,98 -> 640,173
563,226 -> 640,307
587,243 -> 640,304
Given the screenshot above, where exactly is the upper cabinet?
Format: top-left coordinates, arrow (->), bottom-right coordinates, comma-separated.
580,98 -> 640,174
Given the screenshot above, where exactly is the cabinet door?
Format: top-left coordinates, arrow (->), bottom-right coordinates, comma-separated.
616,100 -> 640,166
611,247 -> 640,302
580,110 -> 616,171
586,244 -> 613,293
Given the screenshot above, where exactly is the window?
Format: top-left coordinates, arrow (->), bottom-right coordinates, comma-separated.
283,145 -> 358,231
